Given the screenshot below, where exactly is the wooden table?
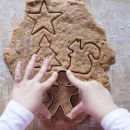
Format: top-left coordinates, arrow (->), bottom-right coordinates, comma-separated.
0,0 -> 130,129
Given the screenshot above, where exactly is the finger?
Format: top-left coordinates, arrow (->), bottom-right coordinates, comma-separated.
68,102 -> 84,119
24,54 -> 37,80
34,56 -> 52,82
40,104 -> 51,120
66,70 -> 83,89
40,72 -> 58,92
14,61 -> 22,83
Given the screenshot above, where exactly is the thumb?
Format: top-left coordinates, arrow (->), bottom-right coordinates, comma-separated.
66,70 -> 82,89
39,104 -> 51,120
40,72 -> 58,92
68,102 -> 84,119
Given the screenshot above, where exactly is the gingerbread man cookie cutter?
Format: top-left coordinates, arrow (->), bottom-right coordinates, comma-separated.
46,70 -> 79,117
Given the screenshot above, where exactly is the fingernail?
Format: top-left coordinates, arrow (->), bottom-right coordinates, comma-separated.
47,114 -> 51,120
33,54 -> 37,56
53,71 -> 58,75
19,61 -> 23,68
18,61 -> 21,64
67,114 -> 73,119
17,61 -> 22,67
67,70 -> 71,73
32,54 -> 37,59
47,55 -> 53,60
44,55 -> 53,64
66,114 -> 69,117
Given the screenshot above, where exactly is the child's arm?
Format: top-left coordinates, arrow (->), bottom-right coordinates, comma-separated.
66,70 -> 130,130
0,54 -> 58,130
0,100 -> 34,130
101,108 -> 130,130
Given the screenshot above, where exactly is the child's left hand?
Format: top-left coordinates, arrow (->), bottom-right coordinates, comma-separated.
11,54 -> 58,119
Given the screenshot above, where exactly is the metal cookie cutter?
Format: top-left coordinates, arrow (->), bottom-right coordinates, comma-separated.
46,70 -> 79,117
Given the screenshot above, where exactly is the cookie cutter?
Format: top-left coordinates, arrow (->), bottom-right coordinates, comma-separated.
46,70 -> 79,117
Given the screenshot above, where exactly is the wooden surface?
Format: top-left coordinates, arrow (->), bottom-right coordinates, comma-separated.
0,0 -> 130,130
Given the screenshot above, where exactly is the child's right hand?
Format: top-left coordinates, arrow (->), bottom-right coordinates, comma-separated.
66,70 -> 118,122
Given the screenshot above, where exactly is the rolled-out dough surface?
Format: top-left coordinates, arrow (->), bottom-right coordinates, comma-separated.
0,1 -> 129,129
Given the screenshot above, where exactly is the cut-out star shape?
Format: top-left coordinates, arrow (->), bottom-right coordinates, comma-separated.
27,2 -> 62,35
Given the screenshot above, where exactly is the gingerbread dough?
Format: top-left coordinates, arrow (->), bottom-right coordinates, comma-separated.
4,0 -> 115,129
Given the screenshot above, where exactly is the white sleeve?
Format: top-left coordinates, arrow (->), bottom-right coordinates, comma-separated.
101,108 -> 130,130
0,100 -> 34,130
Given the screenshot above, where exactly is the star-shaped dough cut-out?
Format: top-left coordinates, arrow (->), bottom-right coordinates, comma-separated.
47,70 -> 78,116
27,1 -> 62,35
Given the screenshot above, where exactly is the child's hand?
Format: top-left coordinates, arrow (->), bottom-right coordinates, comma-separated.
66,70 -> 118,122
11,54 -> 58,119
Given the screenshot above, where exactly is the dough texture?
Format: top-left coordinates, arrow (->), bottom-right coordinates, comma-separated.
4,0 -> 115,129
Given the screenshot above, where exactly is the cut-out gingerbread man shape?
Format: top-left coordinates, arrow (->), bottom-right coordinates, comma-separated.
47,70 -> 78,116
69,39 -> 101,74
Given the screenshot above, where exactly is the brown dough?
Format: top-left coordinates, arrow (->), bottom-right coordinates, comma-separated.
3,0 -> 115,129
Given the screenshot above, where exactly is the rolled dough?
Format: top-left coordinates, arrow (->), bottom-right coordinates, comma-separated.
3,0 -> 115,129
